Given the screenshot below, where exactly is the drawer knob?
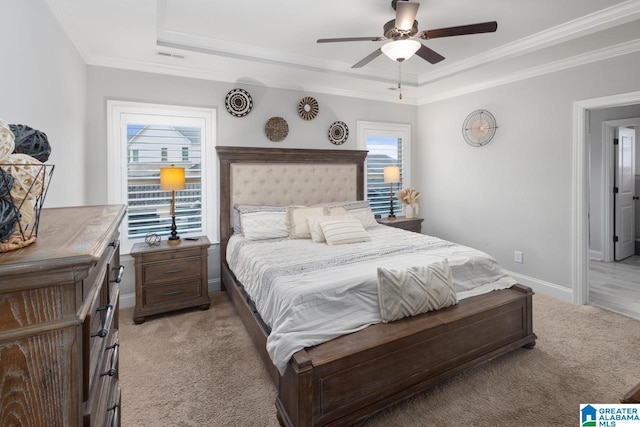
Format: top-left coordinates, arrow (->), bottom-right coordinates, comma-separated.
100,342 -> 120,377
107,402 -> 120,427
91,304 -> 114,338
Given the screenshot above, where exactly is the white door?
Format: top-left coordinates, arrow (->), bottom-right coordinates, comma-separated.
614,127 -> 636,260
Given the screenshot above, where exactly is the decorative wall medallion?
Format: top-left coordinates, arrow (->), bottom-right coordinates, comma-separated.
297,97 -> 319,121
265,117 -> 289,142
462,109 -> 498,147
225,88 -> 253,117
328,121 -> 349,145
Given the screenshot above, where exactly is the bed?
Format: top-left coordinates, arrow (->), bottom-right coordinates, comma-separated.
217,146 -> 536,426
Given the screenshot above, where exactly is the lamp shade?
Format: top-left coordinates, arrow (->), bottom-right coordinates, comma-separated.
383,165 -> 400,183
381,40 -> 421,61
160,165 -> 186,191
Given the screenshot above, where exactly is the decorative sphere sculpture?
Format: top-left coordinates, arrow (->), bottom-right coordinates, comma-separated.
0,119 -> 15,162
145,233 -> 161,246
1,154 -> 46,200
0,169 -> 14,198
9,124 -> 51,163
0,198 -> 18,241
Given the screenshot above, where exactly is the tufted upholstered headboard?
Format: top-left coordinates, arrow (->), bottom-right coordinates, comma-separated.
216,147 -> 367,266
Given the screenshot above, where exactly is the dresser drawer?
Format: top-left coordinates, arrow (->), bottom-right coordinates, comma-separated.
142,257 -> 202,285
143,279 -> 203,306
86,330 -> 120,427
141,247 -> 202,263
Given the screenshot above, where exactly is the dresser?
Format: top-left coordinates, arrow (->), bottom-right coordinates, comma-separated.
131,236 -> 211,324
0,205 -> 126,427
377,216 -> 424,233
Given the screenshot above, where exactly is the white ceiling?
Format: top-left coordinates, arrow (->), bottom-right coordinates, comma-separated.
46,0 -> 640,104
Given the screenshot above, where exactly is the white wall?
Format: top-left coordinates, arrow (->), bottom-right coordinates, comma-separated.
85,66 -> 418,305
416,51 -> 640,300
0,1 -> 87,207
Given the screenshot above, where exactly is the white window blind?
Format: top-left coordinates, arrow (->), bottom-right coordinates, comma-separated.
366,136 -> 404,216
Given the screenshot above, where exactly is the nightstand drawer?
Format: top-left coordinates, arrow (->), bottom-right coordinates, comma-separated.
143,279 -> 203,306
142,258 -> 202,284
141,247 -> 202,263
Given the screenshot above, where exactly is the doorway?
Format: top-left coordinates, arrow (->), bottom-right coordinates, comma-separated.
573,92 -> 640,309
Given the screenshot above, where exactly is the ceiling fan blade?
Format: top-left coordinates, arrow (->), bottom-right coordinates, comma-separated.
418,21 -> 498,39
351,48 -> 383,68
396,2 -> 420,31
415,44 -> 445,64
317,36 -> 385,43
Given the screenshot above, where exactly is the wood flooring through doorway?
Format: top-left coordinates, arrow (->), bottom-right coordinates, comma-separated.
589,255 -> 640,320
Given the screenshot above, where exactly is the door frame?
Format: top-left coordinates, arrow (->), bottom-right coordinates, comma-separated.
603,119 -> 640,262
573,91 -> 640,305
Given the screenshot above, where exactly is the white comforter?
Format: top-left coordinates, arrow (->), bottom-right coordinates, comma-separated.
226,225 -> 516,375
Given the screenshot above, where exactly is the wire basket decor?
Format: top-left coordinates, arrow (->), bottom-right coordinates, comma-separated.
0,163 -> 54,252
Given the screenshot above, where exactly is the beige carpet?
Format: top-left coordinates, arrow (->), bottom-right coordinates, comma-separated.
119,292 -> 640,426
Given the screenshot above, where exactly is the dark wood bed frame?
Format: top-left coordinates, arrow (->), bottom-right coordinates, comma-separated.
217,146 -> 537,426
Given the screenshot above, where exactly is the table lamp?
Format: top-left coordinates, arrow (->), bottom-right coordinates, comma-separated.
383,165 -> 400,221
160,164 -> 186,245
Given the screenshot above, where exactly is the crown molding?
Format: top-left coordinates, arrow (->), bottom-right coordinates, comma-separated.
417,0 -> 640,85
43,0 -> 92,63
417,38 -> 640,105
88,55 -> 418,105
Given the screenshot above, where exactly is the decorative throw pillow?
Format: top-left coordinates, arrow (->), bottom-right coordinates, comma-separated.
319,217 -> 371,245
377,260 -> 458,323
287,206 -> 325,239
240,211 -> 288,241
307,214 -> 353,243
326,200 -> 378,229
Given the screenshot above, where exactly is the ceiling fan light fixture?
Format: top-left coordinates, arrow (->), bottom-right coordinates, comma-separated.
381,39 -> 421,61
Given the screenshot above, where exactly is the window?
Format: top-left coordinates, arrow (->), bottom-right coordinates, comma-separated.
107,101 -> 216,253
357,121 -> 411,217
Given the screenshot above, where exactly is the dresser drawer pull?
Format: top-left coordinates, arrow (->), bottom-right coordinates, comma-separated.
162,290 -> 185,297
91,304 -> 114,338
109,239 -> 119,248
165,268 -> 184,274
100,342 -> 120,377
111,265 -> 125,283
107,402 -> 120,427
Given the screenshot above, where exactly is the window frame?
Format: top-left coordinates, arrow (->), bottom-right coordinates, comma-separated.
107,100 -> 217,254
356,121 -> 411,216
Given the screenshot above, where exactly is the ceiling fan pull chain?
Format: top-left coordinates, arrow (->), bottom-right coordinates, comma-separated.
398,61 -> 403,100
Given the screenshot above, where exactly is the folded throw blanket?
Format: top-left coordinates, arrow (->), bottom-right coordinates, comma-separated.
377,260 -> 458,323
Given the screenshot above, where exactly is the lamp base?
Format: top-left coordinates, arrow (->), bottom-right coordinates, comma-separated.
387,214 -> 396,221
167,237 -> 181,246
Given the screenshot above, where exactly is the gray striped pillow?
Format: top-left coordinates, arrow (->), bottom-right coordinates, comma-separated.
319,217 -> 371,245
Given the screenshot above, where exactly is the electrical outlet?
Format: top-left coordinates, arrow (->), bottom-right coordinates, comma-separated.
514,250 -> 523,264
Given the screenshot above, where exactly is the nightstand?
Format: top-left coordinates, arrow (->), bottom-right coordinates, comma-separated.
377,217 -> 424,233
131,236 -> 211,324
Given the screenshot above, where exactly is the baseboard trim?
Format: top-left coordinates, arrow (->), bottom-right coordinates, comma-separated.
119,278 -> 222,310
589,249 -> 603,261
505,270 -> 573,303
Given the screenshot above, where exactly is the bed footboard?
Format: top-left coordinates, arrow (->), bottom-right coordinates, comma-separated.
276,284 -> 536,427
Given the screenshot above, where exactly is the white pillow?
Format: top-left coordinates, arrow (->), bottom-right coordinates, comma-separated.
347,207 -> 378,229
240,211 -> 288,241
287,206 -> 325,239
326,201 -> 377,229
319,217 -> 371,245
377,260 -> 458,323
233,204 -> 285,234
307,214 -> 353,243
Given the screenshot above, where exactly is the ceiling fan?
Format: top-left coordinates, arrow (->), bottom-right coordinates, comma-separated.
317,0 -> 498,69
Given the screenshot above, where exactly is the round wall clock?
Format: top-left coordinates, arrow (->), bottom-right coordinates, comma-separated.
328,121 -> 349,145
225,88 -> 253,117
462,109 -> 498,147
298,97 -> 319,121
